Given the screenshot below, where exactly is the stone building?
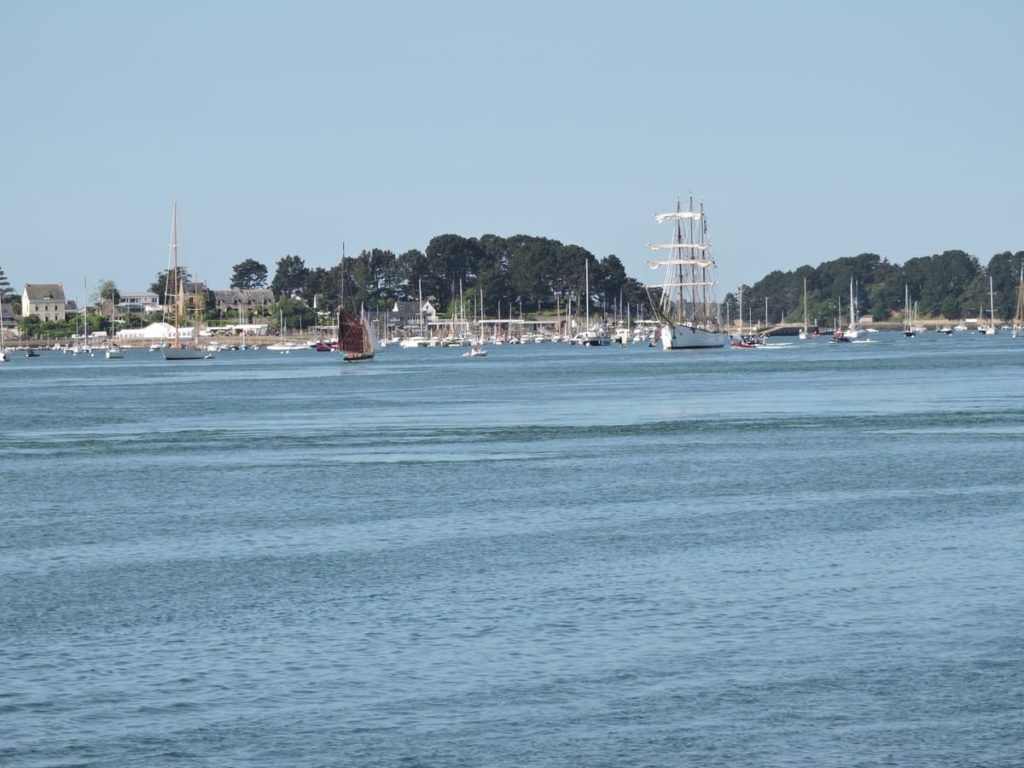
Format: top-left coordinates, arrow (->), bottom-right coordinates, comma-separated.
22,283 -> 67,322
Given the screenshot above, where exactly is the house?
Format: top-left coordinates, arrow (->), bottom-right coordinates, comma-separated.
22,283 -> 67,322
390,299 -> 437,330
211,288 -> 275,313
1,300 -> 17,333
118,291 -> 161,314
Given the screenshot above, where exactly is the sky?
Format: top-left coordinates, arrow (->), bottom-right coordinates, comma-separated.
2,0 -> 1022,305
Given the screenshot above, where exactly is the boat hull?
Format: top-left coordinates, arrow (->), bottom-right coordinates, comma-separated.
342,351 -> 374,362
660,323 -> 728,350
162,347 -> 212,360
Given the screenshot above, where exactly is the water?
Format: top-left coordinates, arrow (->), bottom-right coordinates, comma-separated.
2,335 -> 1022,767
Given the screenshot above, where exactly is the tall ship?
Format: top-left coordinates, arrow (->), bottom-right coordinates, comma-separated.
647,195 -> 729,350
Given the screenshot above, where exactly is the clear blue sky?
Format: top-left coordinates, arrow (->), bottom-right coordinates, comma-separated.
2,1 -> 1021,304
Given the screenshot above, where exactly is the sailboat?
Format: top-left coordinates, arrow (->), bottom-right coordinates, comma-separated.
338,305 -> 380,362
980,276 -> 999,335
575,260 -> 610,346
337,248 -> 380,362
798,278 -> 809,340
845,278 -> 863,339
647,195 -> 728,350
1012,266 -> 1024,338
162,201 -> 212,360
0,298 -> 8,363
903,285 -> 916,337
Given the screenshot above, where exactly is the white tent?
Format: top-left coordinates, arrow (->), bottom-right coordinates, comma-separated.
115,322 -> 194,340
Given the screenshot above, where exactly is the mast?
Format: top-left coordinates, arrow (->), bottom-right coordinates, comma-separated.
1014,264 -> 1024,335
849,277 -> 855,330
802,277 -> 808,335
585,260 -> 590,332
83,278 -> 89,349
905,284 -> 910,333
170,200 -> 181,349
647,196 -> 719,330
989,275 -> 996,328
738,285 -> 743,335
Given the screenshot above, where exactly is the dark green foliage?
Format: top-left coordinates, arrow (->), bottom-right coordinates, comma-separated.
269,255 -> 310,299
0,266 -> 13,302
271,295 -> 318,333
230,258 -> 269,289
96,279 -> 120,305
741,249 -> 1024,323
149,267 -> 191,301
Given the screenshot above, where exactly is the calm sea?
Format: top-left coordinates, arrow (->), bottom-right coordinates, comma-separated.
2,334 -> 1022,767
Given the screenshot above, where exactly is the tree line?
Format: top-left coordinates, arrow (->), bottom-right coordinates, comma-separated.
727,250 -> 1024,327
223,234 -> 649,320
4,242 -> 1024,338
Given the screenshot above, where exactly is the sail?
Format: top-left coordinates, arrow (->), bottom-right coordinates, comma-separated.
361,307 -> 383,353
646,194 -> 724,342
647,258 -> 714,269
1014,268 -> 1024,329
339,309 -> 367,354
648,243 -> 710,251
654,211 -> 703,223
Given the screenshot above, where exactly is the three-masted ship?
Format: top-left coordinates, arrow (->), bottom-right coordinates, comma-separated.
647,196 -> 729,350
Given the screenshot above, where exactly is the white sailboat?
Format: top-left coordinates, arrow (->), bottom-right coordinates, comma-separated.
980,276 -> 999,335
903,285 -> 916,337
162,201 -> 212,360
798,277 -> 809,340
575,260 -> 610,346
0,298 -> 8,363
845,277 -> 863,339
647,195 -> 728,350
1013,265 -> 1024,338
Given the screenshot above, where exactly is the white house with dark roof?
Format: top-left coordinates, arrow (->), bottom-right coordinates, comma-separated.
22,283 -> 67,322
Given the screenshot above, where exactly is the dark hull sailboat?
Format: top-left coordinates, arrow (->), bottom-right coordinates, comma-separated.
339,307 -> 379,362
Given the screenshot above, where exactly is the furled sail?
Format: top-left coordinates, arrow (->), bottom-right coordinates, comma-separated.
647,258 -> 714,269
654,211 -> 703,223
648,243 -> 710,251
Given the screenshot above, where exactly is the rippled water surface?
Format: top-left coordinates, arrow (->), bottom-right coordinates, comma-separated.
2,335 -> 1022,767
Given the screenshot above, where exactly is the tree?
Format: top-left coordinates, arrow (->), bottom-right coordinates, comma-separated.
270,255 -> 310,299
396,249 -> 428,301
303,267 -> 331,310
424,234 -> 485,308
149,268 -> 191,302
95,279 -> 120,305
271,296 -> 317,333
594,254 -> 631,313
230,259 -> 269,289
0,266 -> 13,302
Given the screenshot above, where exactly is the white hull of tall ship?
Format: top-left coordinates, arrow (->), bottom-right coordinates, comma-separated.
162,347 -> 211,360
660,323 -> 729,350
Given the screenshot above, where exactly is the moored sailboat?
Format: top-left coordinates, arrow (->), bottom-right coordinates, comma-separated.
646,195 -> 728,350
979,276 -> 999,335
903,285 -> 916,337
0,298 -> 8,363
161,201 -> 212,361
1013,265 -> 1024,338
798,277 -> 809,340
